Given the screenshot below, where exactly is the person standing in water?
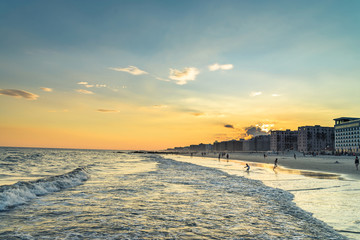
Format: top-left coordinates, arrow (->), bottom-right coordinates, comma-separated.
355,156 -> 359,171
244,163 -> 250,171
273,158 -> 278,170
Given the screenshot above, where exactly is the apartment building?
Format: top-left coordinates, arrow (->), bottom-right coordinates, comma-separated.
270,130 -> 298,152
334,117 -> 360,153
297,125 -> 334,153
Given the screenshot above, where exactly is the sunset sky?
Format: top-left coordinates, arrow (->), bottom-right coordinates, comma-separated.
1,0 -> 360,150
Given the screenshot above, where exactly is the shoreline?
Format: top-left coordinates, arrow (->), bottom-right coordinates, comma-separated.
179,151 -> 360,180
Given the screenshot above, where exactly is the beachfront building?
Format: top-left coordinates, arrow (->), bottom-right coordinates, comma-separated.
254,135 -> 270,151
213,140 -> 243,152
189,143 -> 213,152
270,130 -> 298,152
334,117 -> 360,154
297,125 -> 334,153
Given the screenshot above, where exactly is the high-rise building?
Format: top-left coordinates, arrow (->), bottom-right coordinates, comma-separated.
270,130 -> 298,152
334,117 -> 360,153
297,125 -> 334,153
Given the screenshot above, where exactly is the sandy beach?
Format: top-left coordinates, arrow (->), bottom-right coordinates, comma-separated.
184,151 -> 360,180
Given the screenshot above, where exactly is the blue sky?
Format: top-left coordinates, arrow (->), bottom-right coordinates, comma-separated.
1,0 -> 360,149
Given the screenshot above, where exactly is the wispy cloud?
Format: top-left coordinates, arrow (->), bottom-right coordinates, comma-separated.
155,76 -> 171,82
191,112 -> 205,117
76,89 -> 94,94
97,109 -> 119,113
250,91 -> 262,97
208,63 -> 233,71
40,87 -> 53,92
224,124 -> 234,129
152,105 -> 168,109
0,89 -> 39,100
272,94 -> 280,97
169,67 -> 199,85
109,66 -> 148,75
78,82 -> 88,85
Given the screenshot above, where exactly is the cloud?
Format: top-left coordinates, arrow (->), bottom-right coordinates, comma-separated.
243,123 -> 275,139
152,105 -> 168,109
208,63 -> 234,71
76,89 -> 94,94
109,66 -> 148,75
40,87 -> 53,92
272,94 -> 280,97
169,67 -> 199,85
155,76 -> 171,82
0,89 -> 39,100
97,109 -> 119,113
224,124 -> 234,129
191,112 -> 205,117
78,82 -> 106,88
250,91 -> 262,97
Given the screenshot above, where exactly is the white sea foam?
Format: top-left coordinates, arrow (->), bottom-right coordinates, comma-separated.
0,167 -> 89,211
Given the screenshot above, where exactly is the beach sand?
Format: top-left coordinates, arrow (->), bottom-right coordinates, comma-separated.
185,151 -> 360,180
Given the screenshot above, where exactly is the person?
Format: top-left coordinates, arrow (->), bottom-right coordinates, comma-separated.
244,163 -> 250,171
218,153 -> 221,161
273,158 -> 278,170
294,153 -> 296,160
355,156 -> 359,171
226,153 -> 229,162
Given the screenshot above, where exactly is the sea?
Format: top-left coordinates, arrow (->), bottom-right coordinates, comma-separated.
0,147 -> 358,240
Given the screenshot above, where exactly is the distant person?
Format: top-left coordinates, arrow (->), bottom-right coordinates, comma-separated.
218,153 -> 221,161
244,163 -> 250,171
294,153 -> 296,160
264,153 -> 266,159
226,154 -> 229,162
355,156 -> 359,171
273,158 -> 278,170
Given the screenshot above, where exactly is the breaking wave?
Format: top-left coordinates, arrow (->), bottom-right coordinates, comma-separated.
0,167 -> 89,211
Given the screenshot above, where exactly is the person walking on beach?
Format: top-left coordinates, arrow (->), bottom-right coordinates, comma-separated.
294,153 -> 296,160
218,153 -> 221,161
226,153 -> 229,162
355,156 -> 359,171
273,158 -> 278,170
244,163 -> 250,171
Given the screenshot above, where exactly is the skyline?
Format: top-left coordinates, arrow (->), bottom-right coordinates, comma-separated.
1,0 -> 360,150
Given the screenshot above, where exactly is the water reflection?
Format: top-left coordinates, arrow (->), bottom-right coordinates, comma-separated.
226,159 -> 342,180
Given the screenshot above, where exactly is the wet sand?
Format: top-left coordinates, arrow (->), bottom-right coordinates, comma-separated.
186,151 -> 360,180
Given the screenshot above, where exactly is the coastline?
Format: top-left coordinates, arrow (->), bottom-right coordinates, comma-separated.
181,151 -> 360,180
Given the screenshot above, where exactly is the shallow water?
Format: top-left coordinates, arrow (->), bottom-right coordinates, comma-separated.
0,148 -> 350,239
169,155 -> 360,239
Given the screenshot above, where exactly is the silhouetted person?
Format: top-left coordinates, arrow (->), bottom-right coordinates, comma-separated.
218,153 -> 221,161
273,158 -> 278,170
226,154 -> 229,162
244,163 -> 250,171
294,153 -> 296,160
355,156 -> 359,171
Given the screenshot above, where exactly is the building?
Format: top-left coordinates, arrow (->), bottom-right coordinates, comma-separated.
254,135 -> 271,151
213,140 -> 243,152
189,143 -> 212,152
297,125 -> 334,153
243,138 -> 255,151
270,130 -> 298,152
334,117 -> 360,154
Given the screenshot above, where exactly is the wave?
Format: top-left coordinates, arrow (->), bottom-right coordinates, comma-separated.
0,167 -> 89,211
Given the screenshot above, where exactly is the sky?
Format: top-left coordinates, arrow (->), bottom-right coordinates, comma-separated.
1,0 -> 360,150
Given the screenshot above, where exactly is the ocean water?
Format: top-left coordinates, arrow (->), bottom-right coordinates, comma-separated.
170,155 -> 360,240
0,148 -> 351,239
